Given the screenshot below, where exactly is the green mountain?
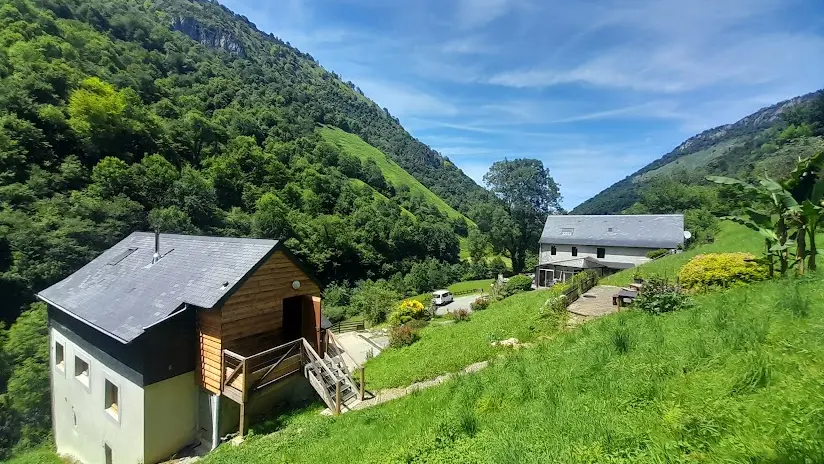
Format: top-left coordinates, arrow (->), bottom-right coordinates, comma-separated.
573,91 -> 824,214
0,0 -> 494,318
320,126 -> 475,226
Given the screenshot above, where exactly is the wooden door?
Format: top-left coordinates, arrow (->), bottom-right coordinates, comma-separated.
301,296 -> 322,351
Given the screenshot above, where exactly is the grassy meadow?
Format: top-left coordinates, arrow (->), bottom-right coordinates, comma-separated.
366,286 -> 566,390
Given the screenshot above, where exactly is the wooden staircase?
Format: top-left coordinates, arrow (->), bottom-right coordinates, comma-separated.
222,333 -> 365,436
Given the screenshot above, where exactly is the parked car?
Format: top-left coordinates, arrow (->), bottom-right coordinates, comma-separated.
431,290 -> 454,306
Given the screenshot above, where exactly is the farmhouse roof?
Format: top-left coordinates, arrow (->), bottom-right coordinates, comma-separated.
36,232 -> 317,343
539,214 -> 685,249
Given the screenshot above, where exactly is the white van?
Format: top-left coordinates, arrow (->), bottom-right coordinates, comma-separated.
431,290 -> 454,306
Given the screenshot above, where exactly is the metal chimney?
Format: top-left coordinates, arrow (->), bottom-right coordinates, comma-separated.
152,230 -> 160,264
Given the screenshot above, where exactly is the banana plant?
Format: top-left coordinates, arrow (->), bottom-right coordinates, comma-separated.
707,174 -> 797,276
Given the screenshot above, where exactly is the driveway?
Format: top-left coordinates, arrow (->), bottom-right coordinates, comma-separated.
434,294 -> 483,316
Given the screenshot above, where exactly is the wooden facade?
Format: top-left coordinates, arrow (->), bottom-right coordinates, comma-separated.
196,250 -> 321,394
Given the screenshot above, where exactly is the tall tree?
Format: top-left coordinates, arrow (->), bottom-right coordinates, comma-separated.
480,159 -> 563,273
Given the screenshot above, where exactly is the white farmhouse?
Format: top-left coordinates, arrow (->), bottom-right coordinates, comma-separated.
536,214 -> 685,287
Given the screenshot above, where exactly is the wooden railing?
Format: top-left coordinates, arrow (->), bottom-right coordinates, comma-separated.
330,319 -> 365,334
560,272 -> 598,305
222,339 -> 305,404
222,337 -> 358,436
326,330 -> 365,401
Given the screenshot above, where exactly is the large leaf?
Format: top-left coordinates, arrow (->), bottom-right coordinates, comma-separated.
811,177 -> 824,205
706,176 -> 757,191
760,176 -> 798,209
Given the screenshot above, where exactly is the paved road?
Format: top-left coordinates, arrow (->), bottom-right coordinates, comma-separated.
434,294 -> 482,316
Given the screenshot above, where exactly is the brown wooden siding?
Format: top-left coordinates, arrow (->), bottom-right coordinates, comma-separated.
196,250 -> 321,393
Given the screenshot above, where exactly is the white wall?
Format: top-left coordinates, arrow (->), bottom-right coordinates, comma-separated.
539,243 -> 655,267
144,373 -> 198,464
51,327 -> 145,464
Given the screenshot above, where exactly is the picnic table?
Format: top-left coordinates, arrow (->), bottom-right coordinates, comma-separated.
612,289 -> 637,306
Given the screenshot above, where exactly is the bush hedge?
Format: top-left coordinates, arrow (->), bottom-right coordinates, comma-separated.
646,248 -> 670,259
470,296 -> 490,311
388,299 -> 428,327
679,253 -> 768,292
504,275 -> 533,296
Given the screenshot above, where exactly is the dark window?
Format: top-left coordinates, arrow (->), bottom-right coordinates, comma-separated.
55,342 -> 65,370
572,247 -> 578,257
107,247 -> 137,265
550,246 -> 556,255
597,248 -> 605,259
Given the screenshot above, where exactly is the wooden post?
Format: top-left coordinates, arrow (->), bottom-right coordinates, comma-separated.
335,380 -> 342,415
359,367 -> 365,400
239,401 -> 246,437
239,358 -> 247,437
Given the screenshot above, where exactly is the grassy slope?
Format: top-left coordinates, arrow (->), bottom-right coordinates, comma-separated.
365,287 -> 566,390
205,269 -> 824,463
5,448 -> 62,464
636,137 -> 745,182
602,221 -> 762,286
320,126 -> 475,226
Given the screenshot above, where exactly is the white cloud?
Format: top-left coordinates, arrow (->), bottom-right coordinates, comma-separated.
488,33 -> 824,93
456,0 -> 519,29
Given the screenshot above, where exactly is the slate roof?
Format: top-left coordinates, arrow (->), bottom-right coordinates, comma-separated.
37,232 -> 283,343
540,214 -> 685,249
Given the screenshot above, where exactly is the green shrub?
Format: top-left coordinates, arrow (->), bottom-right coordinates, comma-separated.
634,277 -> 692,315
679,253 -> 768,292
539,294 -> 566,317
388,325 -> 419,348
504,275 -> 533,296
646,248 -> 670,259
450,308 -> 471,323
469,296 -> 490,311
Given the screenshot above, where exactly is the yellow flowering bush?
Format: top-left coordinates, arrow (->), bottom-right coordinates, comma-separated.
678,253 -> 768,292
388,299 -> 428,326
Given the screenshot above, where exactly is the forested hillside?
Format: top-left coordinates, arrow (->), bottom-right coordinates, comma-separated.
0,0 -> 501,323
573,91 -> 824,214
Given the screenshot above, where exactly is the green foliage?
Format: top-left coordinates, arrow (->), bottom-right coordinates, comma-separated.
633,277 -> 692,315
388,324 -> 419,349
350,280 -> 400,325
678,253 -> 768,292
466,228 -> 489,263
646,248 -> 669,259
388,299 -> 427,327
469,296 -> 490,312
478,159 -> 563,272
0,303 -> 50,456
503,274 -> 532,296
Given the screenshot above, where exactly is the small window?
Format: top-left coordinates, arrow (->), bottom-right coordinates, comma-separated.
607,227 -> 614,232
55,342 -> 65,371
74,356 -> 90,387
560,228 -> 574,236
550,246 -> 556,255
104,444 -> 113,464
597,248 -> 606,259
105,379 -> 119,420
571,247 -> 578,257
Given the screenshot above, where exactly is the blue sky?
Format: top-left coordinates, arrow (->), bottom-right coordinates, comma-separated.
220,0 -> 824,209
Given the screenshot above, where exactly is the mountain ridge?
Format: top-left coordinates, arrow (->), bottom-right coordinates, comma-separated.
572,90 -> 823,214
